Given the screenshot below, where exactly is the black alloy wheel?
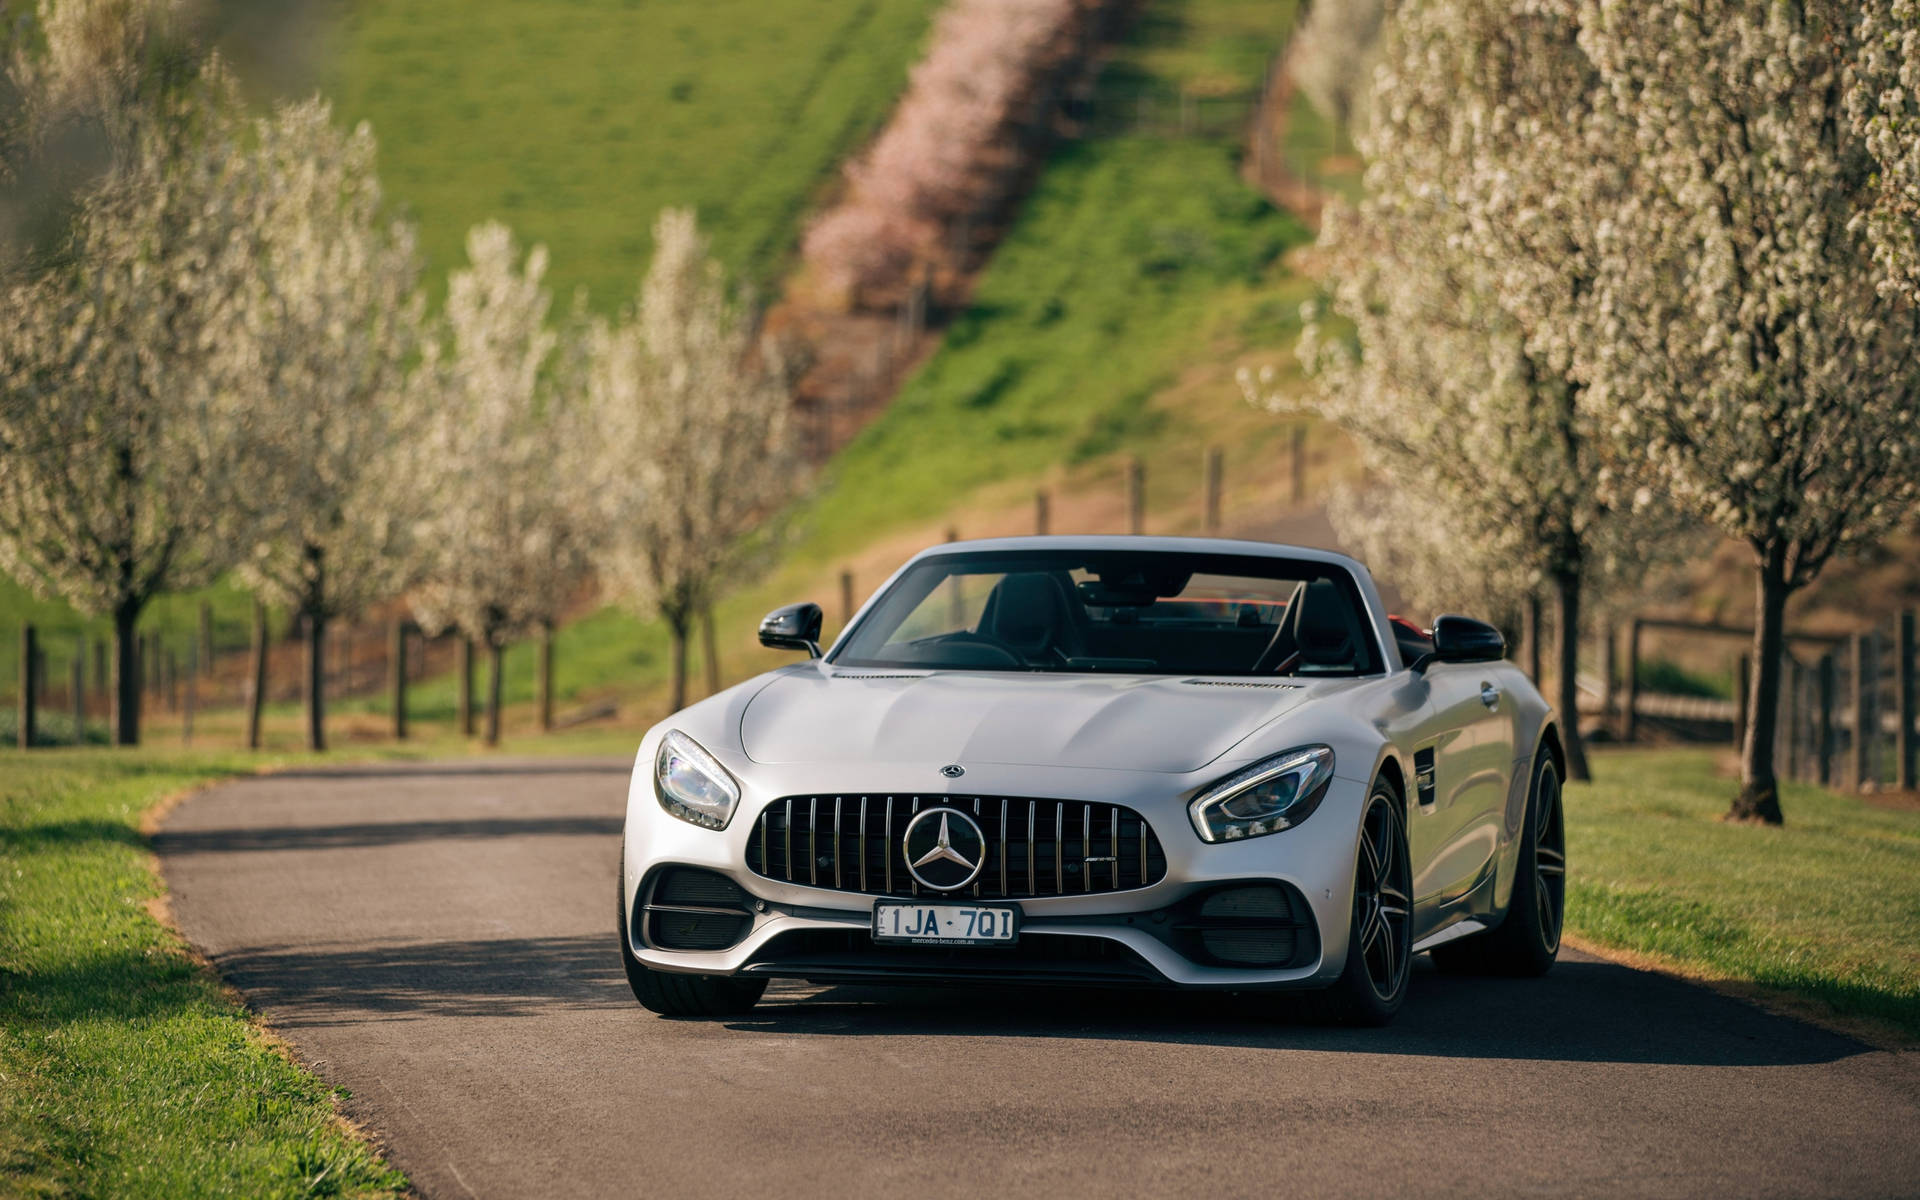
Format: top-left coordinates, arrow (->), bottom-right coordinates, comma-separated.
1430,751 -> 1565,977
1311,781 -> 1413,1025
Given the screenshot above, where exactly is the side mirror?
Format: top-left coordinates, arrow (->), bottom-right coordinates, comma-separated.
759,602 -> 823,659
1411,614 -> 1506,673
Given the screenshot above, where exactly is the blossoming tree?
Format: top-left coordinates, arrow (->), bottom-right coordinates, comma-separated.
588,209 -> 799,712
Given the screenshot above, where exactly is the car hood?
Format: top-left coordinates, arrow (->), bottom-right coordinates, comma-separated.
738,670 -> 1341,775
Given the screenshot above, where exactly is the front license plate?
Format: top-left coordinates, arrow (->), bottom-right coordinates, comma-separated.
872,900 -> 1019,946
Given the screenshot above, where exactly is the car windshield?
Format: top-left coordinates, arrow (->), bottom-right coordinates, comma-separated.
831,549 -> 1383,676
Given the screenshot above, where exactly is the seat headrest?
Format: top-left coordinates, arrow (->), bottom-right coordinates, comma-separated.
982,573 -> 1069,655
1294,578 -> 1359,667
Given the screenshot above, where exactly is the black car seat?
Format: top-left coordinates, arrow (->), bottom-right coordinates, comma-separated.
979,573 -> 1085,662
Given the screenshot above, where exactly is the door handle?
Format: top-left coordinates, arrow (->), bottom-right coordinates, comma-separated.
1479,682 -> 1501,710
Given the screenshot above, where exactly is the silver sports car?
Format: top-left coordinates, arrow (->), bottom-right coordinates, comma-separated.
618,536 -> 1567,1024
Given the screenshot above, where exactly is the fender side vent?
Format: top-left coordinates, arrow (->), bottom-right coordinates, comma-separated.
1414,747 -> 1437,806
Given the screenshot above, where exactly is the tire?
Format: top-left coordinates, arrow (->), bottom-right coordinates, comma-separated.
617,854 -> 767,1018
1430,751 -> 1565,977
1306,778 -> 1413,1026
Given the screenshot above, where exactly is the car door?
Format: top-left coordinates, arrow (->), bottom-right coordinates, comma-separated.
1410,662 -> 1510,912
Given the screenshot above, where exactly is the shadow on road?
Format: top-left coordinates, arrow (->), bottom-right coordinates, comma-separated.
723,959 -> 1870,1068
215,934 -> 633,1025
210,927 -> 1870,1069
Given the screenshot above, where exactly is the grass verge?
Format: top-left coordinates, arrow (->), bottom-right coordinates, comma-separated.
1566,748 -> 1920,1044
0,733 -> 635,1198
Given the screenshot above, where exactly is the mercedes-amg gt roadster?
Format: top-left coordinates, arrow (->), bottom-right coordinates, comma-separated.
618,537 -> 1568,1024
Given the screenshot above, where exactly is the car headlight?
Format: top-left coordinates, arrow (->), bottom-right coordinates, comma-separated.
1189,745 -> 1334,843
654,730 -> 741,830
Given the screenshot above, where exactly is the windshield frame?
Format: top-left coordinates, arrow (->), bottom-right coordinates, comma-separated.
825,547 -> 1387,678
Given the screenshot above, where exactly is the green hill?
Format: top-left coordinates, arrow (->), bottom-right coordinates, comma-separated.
324,0 -> 942,303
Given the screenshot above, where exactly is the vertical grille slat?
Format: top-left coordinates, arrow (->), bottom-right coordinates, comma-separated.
1054,804 -> 1065,896
999,798 -> 1009,898
749,796 -> 1167,900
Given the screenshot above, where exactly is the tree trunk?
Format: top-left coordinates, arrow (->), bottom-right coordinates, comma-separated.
112,601 -> 141,746
304,609 -> 327,752
485,638 -> 504,747
1551,571 -> 1591,782
457,635 -> 475,737
701,608 -> 721,697
537,620 -> 554,732
1732,552 -> 1791,823
667,613 -> 689,713
246,599 -> 267,750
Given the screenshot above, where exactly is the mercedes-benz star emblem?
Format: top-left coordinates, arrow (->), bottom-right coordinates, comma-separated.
901,808 -> 986,891
940,763 -> 965,778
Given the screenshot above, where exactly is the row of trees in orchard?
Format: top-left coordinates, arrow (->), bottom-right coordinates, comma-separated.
0,0 -> 798,749
1251,0 -> 1920,823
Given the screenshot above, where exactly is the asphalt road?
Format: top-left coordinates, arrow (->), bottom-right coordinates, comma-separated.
157,760 -> 1920,1200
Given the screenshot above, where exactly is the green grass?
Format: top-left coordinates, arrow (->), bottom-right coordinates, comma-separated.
324,0 -> 941,304
0,733 -> 639,1197
1567,748 -> 1920,1039
0,750 -> 403,1197
1634,656 -> 1734,700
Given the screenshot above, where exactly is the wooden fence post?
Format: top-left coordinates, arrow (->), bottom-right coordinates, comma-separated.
198,601 -> 213,674
70,638 -> 84,744
840,570 -> 856,628
1853,633 -> 1873,790
1126,457 -> 1145,535
1203,446 -> 1223,535
1289,424 -> 1307,505
458,636 -> 475,738
1899,610 -> 1917,792
92,637 -> 107,699
1522,592 -> 1542,684
182,634 -> 195,746
390,619 -> 409,741
700,610 -> 719,699
540,619 -> 558,731
19,624 -> 35,750
1817,653 -> 1836,787
1782,658 -> 1801,781
1734,654 -> 1751,751
1624,618 -> 1643,742
246,600 -> 267,751
1035,490 -> 1050,535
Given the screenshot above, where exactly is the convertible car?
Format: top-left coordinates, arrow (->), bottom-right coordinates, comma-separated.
618,537 -> 1566,1024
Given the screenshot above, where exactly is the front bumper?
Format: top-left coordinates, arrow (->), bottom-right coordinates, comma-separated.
622,757 -> 1368,991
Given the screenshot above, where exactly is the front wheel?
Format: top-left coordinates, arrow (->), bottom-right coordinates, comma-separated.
1431,752 -> 1565,977
617,859 -> 767,1017
1308,780 -> 1413,1025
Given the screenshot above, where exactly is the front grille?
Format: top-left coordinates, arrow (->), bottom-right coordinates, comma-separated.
744,795 -> 1168,900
